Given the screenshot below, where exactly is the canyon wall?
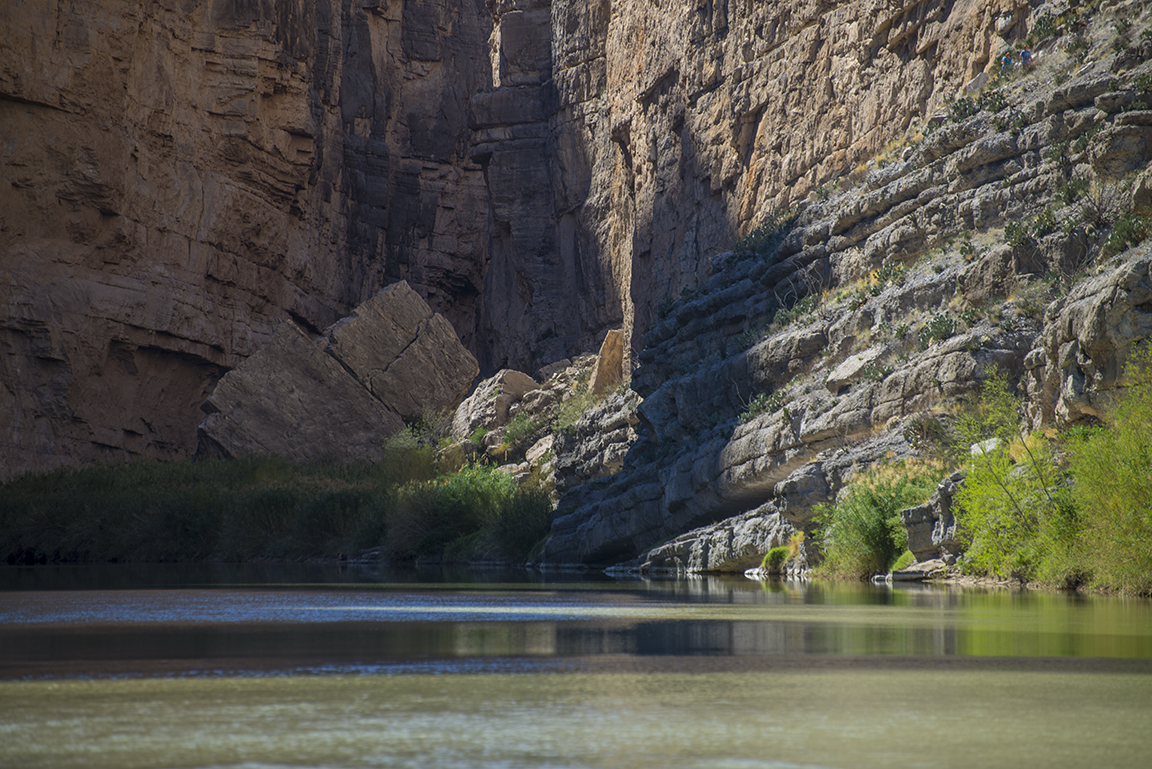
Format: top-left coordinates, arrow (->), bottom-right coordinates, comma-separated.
1,0 -> 494,476
1,0 -> 1027,477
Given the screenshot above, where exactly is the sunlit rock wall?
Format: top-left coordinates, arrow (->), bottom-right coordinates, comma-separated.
0,0 -> 1025,477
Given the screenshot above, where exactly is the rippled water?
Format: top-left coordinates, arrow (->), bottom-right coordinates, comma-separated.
2,564 -> 1151,768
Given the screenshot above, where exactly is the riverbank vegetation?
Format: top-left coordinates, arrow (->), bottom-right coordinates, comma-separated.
815,349 -> 1152,595
813,461 -> 946,580
0,432 -> 552,566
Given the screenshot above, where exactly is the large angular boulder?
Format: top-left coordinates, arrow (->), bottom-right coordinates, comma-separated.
198,282 -> 478,462
450,369 -> 539,440
321,283 -> 480,421
901,471 -> 965,563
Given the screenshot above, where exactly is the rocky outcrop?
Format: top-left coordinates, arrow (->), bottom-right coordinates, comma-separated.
541,24 -> 1152,567
451,369 -> 541,442
901,471 -> 966,563
640,505 -> 797,574
0,0 -> 494,477
1034,253 -> 1152,424
198,282 -> 477,462
553,390 -> 640,492
0,0 -> 1051,479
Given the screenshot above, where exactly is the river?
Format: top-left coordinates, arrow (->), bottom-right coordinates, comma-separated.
2,563 -> 1150,768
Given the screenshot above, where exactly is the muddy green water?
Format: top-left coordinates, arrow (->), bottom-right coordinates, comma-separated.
2,564 -> 1151,768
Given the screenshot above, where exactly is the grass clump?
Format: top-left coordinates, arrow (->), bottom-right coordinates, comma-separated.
0,438 -> 553,566
734,207 -> 800,261
761,546 -> 790,571
814,461 -> 947,579
739,390 -> 786,424
386,464 -> 551,563
1103,213 -> 1152,257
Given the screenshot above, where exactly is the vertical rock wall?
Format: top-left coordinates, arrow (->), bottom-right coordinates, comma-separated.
549,0 -> 1030,360
0,0 -> 493,476
0,0 -> 1028,477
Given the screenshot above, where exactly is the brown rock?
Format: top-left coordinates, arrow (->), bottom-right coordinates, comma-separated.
321,282 -> 479,421
197,321 -> 405,463
198,282 -> 477,462
588,329 -> 625,395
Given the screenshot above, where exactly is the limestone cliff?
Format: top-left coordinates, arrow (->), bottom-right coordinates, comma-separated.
0,0 -> 1073,479
540,1 -> 1152,568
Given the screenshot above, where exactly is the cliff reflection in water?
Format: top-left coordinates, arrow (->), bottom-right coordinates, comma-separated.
2,565 -> 1151,680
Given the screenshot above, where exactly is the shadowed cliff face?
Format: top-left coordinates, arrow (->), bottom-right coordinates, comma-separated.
1,0 -> 1026,478
0,0 -> 493,476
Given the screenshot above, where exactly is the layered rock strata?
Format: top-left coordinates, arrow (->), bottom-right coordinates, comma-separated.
198,281 -> 477,463
1,0 -> 1037,478
541,35 -> 1152,567
1,0 -> 494,477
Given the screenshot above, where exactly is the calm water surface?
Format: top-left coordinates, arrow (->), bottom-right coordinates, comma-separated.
2,563 -> 1151,768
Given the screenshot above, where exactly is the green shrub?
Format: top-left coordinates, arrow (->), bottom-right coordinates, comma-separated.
1058,176 -> 1089,205
918,313 -> 958,349
0,438 -> 551,565
815,461 -> 946,579
734,208 -> 800,261
771,293 -> 818,329
1103,213 -> 1152,257
385,464 -> 517,559
503,412 -> 545,447
739,390 -> 785,424
553,373 -> 600,435
1026,13 -> 1058,46
952,375 -> 1077,582
761,546 -> 790,571
1065,347 -> 1152,594
891,550 -> 916,572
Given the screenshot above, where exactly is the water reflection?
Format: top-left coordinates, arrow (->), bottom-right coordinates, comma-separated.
3,565 -> 1152,681
4,565 -> 1151,769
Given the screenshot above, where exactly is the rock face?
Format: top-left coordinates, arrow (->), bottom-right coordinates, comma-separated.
0,0 -> 1035,478
588,329 -> 626,395
0,0 -> 494,477
901,471 -> 966,563
541,24 -> 1152,567
198,282 -> 477,462
451,369 -> 541,441
640,505 -> 797,574
553,390 -> 640,493
1034,253 -> 1152,424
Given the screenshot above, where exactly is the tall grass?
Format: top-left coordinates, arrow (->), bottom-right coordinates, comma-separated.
1064,347 -> 1152,594
951,359 -> 1152,594
0,439 -> 552,565
814,461 -> 946,579
952,375 -> 1078,582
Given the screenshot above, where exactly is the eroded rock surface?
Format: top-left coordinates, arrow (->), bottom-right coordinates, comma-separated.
1,0 -> 1040,478
198,282 -> 477,462
541,25 -> 1152,567
0,0 -> 494,477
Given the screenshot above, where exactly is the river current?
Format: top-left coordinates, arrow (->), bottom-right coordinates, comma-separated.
1,563 -> 1150,768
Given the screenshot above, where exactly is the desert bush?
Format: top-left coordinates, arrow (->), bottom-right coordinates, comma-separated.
815,461 -> 946,579
1103,213 -> 1152,257
1065,347 -> 1152,594
734,207 -> 800,261
739,390 -> 786,424
952,375 -> 1077,582
917,313 -> 958,349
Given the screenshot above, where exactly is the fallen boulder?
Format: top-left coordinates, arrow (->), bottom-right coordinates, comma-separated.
197,282 -> 478,462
